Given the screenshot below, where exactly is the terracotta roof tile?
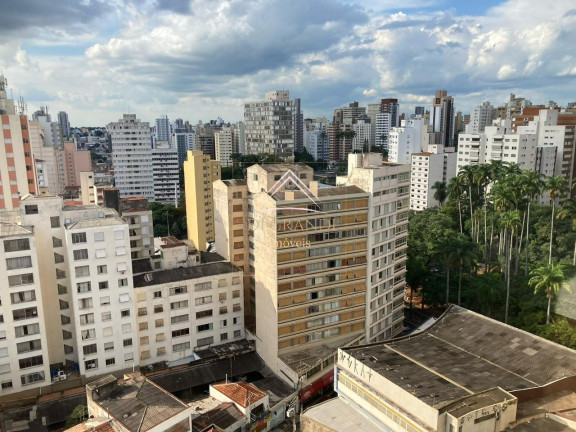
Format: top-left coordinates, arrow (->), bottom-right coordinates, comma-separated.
212,381 -> 267,408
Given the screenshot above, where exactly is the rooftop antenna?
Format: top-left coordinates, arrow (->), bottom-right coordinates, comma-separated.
17,94 -> 27,115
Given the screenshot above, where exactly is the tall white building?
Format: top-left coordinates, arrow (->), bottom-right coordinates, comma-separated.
465,101 -> 495,134
410,146 -> 457,210
244,90 -> 300,158
304,123 -> 329,161
388,117 -> 432,163
107,114 -> 154,201
215,126 -> 235,167
375,113 -> 393,148
0,196 -> 139,396
152,143 -> 180,205
340,153 -> 410,341
351,119 -> 372,152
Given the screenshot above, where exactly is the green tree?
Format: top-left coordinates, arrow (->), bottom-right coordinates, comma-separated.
529,262 -> 566,324
521,170 -> 545,274
65,404 -> 88,429
447,176 -> 466,233
557,196 -> 576,265
431,181 -> 447,207
545,175 -> 568,264
500,210 -> 521,323
450,235 -> 479,306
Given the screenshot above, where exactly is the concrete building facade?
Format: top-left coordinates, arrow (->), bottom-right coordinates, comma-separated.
183,150 -> 221,251
107,114 -> 154,201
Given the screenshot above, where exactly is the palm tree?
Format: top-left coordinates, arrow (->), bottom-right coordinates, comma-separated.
436,237 -> 458,305
529,263 -> 566,324
431,181 -> 447,207
500,210 -> 521,324
450,235 -> 479,306
545,175 -> 568,264
458,165 -> 478,239
521,170 -> 544,274
379,133 -> 388,149
447,176 -> 466,233
557,196 -> 576,265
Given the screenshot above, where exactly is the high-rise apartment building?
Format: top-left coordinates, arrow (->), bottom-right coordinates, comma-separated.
0,196 -> 139,396
215,126 -> 235,167
155,115 -> 171,142
63,141 -> 91,192
432,90 -> 455,147
351,119 -> 372,152
333,102 -> 366,125
183,150 -> 221,251
244,90 -> 301,158
58,111 -> 71,138
152,143 -> 180,205
387,117 -> 432,163
340,153 -> 410,341
32,108 -> 66,196
241,164 -> 369,386
304,122 -> 329,161
465,101 -> 495,134
107,114 -> 154,201
411,146 -> 457,210
0,76 -> 38,209
172,128 -> 196,167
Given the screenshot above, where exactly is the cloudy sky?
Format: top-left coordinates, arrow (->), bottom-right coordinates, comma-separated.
1,0 -> 575,126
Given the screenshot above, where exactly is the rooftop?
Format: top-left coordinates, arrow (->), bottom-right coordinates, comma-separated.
0,223 -> 33,237
258,163 -> 312,173
222,179 -> 247,186
343,305 -> 576,408
91,374 -> 188,432
133,261 -> 241,288
66,216 -> 125,229
212,381 -> 267,408
192,402 -> 243,432
302,398 -> 383,432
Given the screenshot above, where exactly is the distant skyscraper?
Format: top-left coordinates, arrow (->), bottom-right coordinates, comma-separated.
58,111 -> 71,137
215,126 -> 235,167
414,106 -> 425,117
152,143 -> 180,205
107,114 -> 154,200
155,115 -> 171,143
432,89 -> 455,147
173,129 -> 195,167
465,101 -> 495,134
244,90 -> 300,158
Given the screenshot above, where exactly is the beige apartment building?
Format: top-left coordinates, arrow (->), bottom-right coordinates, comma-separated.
183,150 -> 221,251
213,163 -> 369,389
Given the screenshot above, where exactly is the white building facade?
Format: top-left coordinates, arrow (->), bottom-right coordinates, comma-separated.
108,114 -> 155,201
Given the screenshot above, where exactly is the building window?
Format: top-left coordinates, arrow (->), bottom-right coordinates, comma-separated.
72,232 -> 87,244
101,312 -> 111,321
123,338 -> 132,347
197,336 -> 214,347
21,372 -> 44,385
220,333 -> 228,342
4,239 -> 30,252
195,282 -> 211,292
82,344 -> 97,355
85,359 -> 98,370
153,291 -> 162,298
6,256 -> 32,270
104,342 -> 114,351
24,205 -> 38,215
197,323 -> 213,332
121,309 -> 130,318
234,330 -> 241,338
99,281 -> 109,290
77,282 -> 91,293
196,309 -> 213,319
169,286 -> 187,295
173,342 -> 190,352
8,273 -> 34,287
105,358 -> 116,366
94,232 -> 105,242
19,355 -> 43,369
75,266 -> 90,277
172,328 -> 190,338
155,319 -> 164,328
195,296 -> 212,306
170,300 -> 188,310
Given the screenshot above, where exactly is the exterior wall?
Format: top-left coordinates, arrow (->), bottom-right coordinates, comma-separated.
388,118 -> 429,163
0,114 -> 37,209
63,141 -> 91,190
344,154 -> 410,341
0,227 -> 51,395
121,209 -> 154,259
411,152 -> 456,211
215,127 -> 234,168
134,269 -> 244,366
213,180 -> 251,313
64,218 -> 138,378
107,114 -> 154,201
152,146 -> 180,205
80,172 -> 97,205
336,348 -> 439,431
183,150 -> 221,251
244,90 -> 297,158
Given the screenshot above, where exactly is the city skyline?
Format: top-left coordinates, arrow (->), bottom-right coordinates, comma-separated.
1,0 -> 575,125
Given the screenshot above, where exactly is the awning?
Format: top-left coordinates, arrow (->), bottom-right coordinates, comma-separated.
300,369 -> 334,402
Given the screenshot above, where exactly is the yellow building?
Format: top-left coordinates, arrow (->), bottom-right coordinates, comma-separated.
183,150 -> 221,251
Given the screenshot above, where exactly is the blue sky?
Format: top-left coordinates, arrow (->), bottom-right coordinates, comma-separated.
1,0 -> 575,125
